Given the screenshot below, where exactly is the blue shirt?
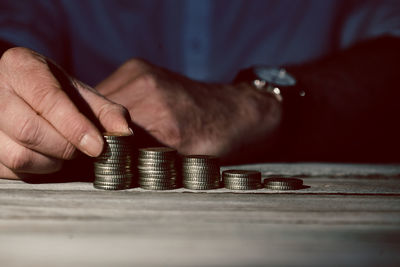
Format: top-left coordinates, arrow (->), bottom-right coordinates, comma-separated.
0,0 -> 399,86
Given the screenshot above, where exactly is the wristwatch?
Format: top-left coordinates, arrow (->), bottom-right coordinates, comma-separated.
233,65 -> 306,103
233,65 -> 308,159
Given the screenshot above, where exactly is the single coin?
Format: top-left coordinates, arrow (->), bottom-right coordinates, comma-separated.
183,184 -> 220,190
94,160 -> 133,166
103,132 -> 134,138
224,185 -> 260,190
93,184 -> 128,190
224,181 -> 260,185
139,184 -> 177,190
94,170 -> 133,175
139,181 -> 177,187
183,181 -> 220,187
139,147 -> 177,158
94,180 -> 130,186
264,177 -> 303,187
95,173 -> 133,179
183,177 -> 220,182
264,185 -> 300,190
223,170 -> 261,177
94,162 -> 132,168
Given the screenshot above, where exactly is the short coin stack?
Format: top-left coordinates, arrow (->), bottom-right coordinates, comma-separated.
93,133 -> 134,190
222,170 -> 262,190
264,177 -> 303,190
182,155 -> 221,190
138,147 -> 178,190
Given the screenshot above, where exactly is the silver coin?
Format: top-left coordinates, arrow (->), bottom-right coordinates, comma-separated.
139,148 -> 176,159
94,181 -> 131,187
182,170 -> 220,174
102,144 -> 132,148
224,185 -> 260,190
138,156 -> 175,161
95,172 -> 133,178
139,147 -> 176,153
182,169 -> 220,175
138,166 -> 176,172
139,184 -> 177,190
95,160 -> 133,166
94,175 -> 132,182
139,176 -> 177,181
93,184 -> 128,190
98,151 -> 133,157
139,181 -> 177,186
94,168 -> 132,175
223,169 -> 261,175
182,167 -> 220,173
264,185 -> 299,190
94,168 -> 133,174
94,162 -> 132,167
138,170 -> 177,175
183,181 -> 220,187
223,178 -> 260,183
264,178 -> 303,187
224,181 -> 262,185
137,161 -> 175,167
183,177 -> 220,182
94,164 -> 132,170
182,155 -> 218,162
183,184 -> 220,190
103,132 -> 134,138
223,182 -> 262,186
138,172 -> 177,177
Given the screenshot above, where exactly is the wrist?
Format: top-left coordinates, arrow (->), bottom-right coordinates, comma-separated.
227,82 -> 282,162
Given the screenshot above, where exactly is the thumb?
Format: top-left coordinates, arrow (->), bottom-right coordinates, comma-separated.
72,78 -> 133,135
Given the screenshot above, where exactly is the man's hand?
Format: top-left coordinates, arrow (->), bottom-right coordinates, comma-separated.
96,59 -> 282,161
0,47 -> 131,179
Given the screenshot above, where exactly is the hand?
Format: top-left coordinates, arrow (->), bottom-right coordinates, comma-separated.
0,47 -> 132,179
96,59 -> 282,161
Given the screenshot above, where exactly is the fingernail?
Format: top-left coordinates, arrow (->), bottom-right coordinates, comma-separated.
118,124 -> 133,135
80,133 -> 103,157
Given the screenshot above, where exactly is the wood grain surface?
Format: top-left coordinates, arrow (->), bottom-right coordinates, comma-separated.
1,163 -> 399,267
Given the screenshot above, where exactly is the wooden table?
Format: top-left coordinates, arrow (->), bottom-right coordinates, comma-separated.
1,163 -> 400,267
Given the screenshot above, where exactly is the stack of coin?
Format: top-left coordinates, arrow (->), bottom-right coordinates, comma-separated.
222,170 -> 262,190
264,177 -> 303,190
182,155 -> 221,190
93,133 -> 134,190
138,147 -> 178,190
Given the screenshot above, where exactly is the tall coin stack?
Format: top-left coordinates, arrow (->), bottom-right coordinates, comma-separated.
222,170 -> 262,190
182,155 -> 221,190
93,133 -> 134,190
138,147 -> 178,190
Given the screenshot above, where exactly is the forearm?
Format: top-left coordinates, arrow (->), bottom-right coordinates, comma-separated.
282,35 -> 400,162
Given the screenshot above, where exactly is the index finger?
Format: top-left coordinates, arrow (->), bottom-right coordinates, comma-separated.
1,47 -> 103,157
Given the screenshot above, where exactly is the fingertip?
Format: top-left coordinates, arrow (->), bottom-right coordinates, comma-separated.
79,133 -> 104,157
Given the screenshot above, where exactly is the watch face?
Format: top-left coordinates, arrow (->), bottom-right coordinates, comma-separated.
254,67 -> 296,86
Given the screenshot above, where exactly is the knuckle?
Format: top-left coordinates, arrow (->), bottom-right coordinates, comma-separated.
60,142 -> 77,160
16,116 -> 43,146
122,58 -> 149,70
1,47 -> 29,62
1,47 -> 44,67
31,87 -> 63,116
61,116 -> 89,143
134,72 -> 158,90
